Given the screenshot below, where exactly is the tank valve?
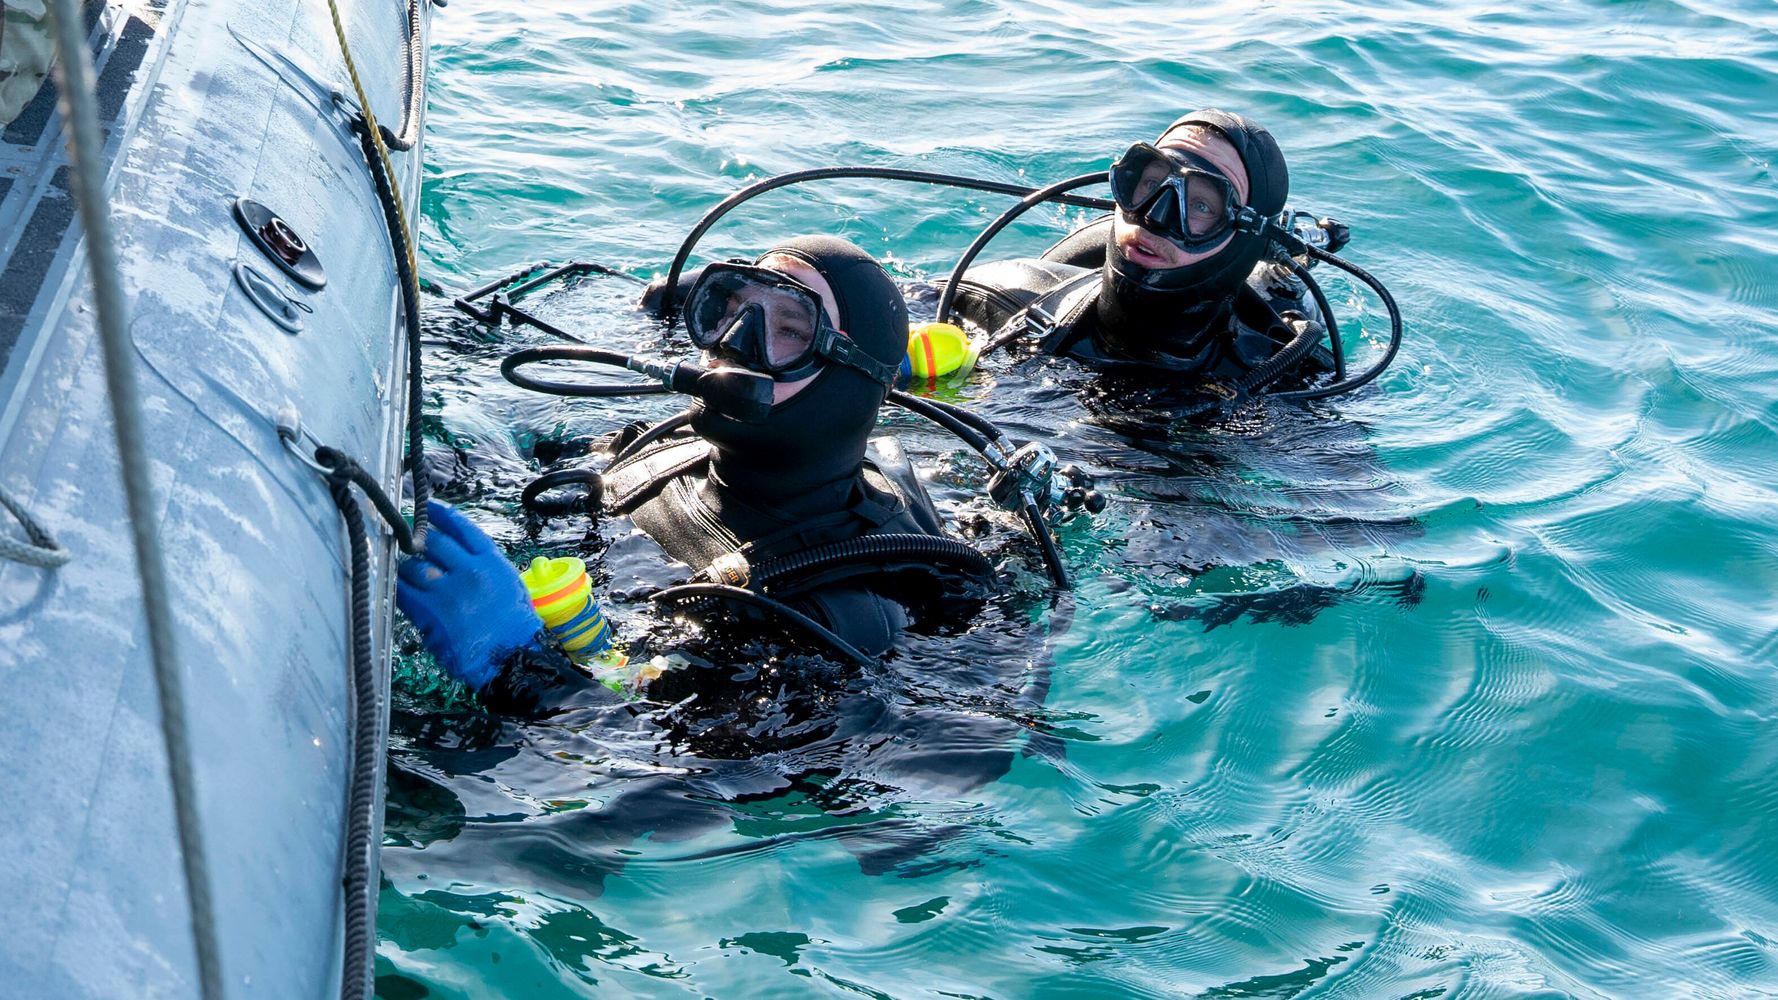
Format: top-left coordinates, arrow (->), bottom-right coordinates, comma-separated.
988,443 -> 1105,517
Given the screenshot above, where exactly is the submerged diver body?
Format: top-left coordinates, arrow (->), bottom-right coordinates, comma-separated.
399,234 -> 986,711
386,238 -> 1056,893
947,109 -> 1337,397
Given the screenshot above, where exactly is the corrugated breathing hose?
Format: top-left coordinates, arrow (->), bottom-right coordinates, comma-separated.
1230,314 -> 1325,396
747,533 -> 994,591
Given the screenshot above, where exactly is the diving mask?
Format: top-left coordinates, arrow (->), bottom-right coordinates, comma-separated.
683,262 -> 897,386
1109,141 -> 1247,252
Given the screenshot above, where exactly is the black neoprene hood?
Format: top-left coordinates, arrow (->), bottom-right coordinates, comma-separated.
1094,108 -> 1293,358
1159,109 -> 1290,220
691,235 -> 908,506
761,235 -> 908,370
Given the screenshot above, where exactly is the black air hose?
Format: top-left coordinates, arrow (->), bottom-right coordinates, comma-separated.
1266,242 -> 1403,401
1235,314 -> 1324,397
650,583 -> 874,666
502,345 -> 672,397
521,411 -> 697,518
521,468 -> 603,517
887,391 -> 997,454
936,171 -> 1111,325
1287,258 -> 1345,380
1022,498 -> 1071,589
608,411 -> 694,466
747,533 -> 994,590
657,167 -> 1116,322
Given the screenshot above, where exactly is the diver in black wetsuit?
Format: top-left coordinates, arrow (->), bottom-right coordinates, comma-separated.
948,109 -> 1336,394
397,236 -> 970,713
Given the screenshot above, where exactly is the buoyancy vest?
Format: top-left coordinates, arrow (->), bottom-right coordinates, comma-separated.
601,432 -> 960,657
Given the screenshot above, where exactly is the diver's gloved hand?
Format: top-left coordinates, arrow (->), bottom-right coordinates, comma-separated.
396,499 -> 542,691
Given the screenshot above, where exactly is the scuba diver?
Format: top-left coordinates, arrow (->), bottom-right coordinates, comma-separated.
379,236 -> 1071,907
399,236 -> 981,713
945,109 -> 1342,396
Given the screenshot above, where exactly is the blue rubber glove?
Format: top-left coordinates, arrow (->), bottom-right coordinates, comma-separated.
396,500 -> 542,690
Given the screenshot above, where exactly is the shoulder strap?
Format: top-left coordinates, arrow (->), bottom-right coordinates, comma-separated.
853,466 -> 907,526
1024,270 -> 1101,354
602,437 -> 712,514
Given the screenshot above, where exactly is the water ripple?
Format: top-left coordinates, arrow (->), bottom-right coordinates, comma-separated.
378,1 -> 1778,996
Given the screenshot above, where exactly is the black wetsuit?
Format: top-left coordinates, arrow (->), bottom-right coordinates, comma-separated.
481,235 -> 982,714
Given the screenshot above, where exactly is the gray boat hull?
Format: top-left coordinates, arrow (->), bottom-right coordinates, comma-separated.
1,0 -> 427,995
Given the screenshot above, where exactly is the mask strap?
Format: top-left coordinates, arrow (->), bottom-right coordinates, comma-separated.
817,329 -> 898,386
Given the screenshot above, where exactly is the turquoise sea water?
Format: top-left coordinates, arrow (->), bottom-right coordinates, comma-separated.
377,2 -> 1778,996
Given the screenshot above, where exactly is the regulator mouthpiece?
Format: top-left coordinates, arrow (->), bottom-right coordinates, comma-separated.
673,364 -> 774,424
622,355 -> 776,423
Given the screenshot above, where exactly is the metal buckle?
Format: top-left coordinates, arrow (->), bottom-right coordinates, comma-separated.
823,331 -> 899,386
1022,301 -> 1057,341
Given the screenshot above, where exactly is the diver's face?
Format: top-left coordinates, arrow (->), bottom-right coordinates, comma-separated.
703,258 -> 840,404
1112,129 -> 1250,271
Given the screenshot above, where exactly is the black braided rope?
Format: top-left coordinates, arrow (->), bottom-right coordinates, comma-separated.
355,119 -> 429,550
377,0 -> 425,151
316,446 -> 419,555
327,479 -> 381,1000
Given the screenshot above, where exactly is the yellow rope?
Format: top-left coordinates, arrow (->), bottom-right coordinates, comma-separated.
322,0 -> 419,290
